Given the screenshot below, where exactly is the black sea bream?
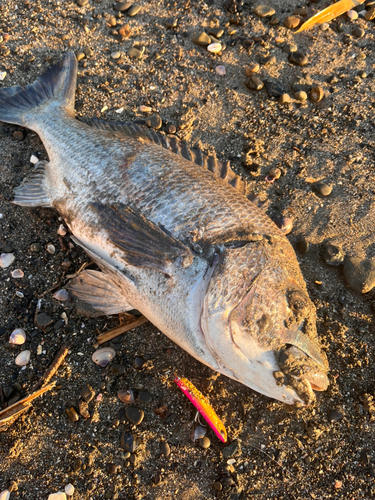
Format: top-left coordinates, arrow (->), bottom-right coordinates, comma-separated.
0,53 -> 329,405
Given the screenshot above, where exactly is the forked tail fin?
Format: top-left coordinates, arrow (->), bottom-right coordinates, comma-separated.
0,52 -> 77,127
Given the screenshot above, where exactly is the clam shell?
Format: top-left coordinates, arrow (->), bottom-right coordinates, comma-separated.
65,484 -> 75,496
207,42 -> 222,53
57,224 -> 67,236
48,493 -> 67,500
53,289 -> 70,301
9,328 -> 26,345
117,389 -> 135,404
92,347 -> 116,367
11,269 -> 24,278
0,253 -> 15,268
191,425 -> 206,442
46,244 -> 55,254
0,490 -> 10,500
15,350 -> 31,366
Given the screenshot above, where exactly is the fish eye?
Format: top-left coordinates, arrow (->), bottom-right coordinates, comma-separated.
288,290 -> 309,315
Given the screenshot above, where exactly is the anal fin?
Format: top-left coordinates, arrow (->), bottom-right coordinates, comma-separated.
13,161 -> 52,207
67,270 -> 133,317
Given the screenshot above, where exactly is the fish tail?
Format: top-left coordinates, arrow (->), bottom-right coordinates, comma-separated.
0,52 -> 77,128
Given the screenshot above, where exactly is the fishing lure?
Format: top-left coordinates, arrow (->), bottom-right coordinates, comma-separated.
175,375 -> 227,443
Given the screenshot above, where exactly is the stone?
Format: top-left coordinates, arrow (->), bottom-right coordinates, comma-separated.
313,182 -> 332,196
295,90 -> 307,101
192,32 -> 211,46
36,312 -> 53,327
128,4 -> 142,16
113,1 -> 132,12
245,75 -> 264,91
121,433 -> 142,452
328,409 -> 343,422
254,5 -> 276,17
352,27 -> 365,38
160,441 -> 171,457
80,384 -> 95,402
222,440 -> 241,458
283,43 -> 298,54
296,236 -> 310,254
289,52 -> 309,66
125,407 -> 144,425
245,63 -> 260,74
323,244 -> 345,266
137,390 -> 152,403
279,93 -> 291,104
283,15 -> 301,29
145,113 -> 162,130
128,47 -> 143,59
264,80 -> 284,97
343,257 -> 375,293
198,436 -> 211,449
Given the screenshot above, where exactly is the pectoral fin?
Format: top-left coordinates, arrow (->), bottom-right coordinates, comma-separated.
13,161 -> 52,207
90,203 -> 194,275
67,270 -> 133,317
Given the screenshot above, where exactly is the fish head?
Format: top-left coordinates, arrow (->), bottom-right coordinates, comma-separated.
201,243 -> 329,406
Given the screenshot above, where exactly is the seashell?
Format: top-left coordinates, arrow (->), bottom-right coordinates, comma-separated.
15,350 -> 31,366
0,490 -> 10,500
0,253 -> 15,268
46,244 -> 55,254
207,42 -> 222,53
30,155 -> 39,164
15,291 -> 24,298
139,105 -> 152,113
11,269 -> 24,278
9,328 -> 26,345
92,347 -> 116,367
274,217 -> 293,235
57,224 -> 67,236
191,425 -> 206,442
65,483 -> 75,496
117,389 -> 135,404
53,289 -> 70,301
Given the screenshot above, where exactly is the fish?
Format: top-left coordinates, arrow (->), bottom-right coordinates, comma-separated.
0,52 -> 329,406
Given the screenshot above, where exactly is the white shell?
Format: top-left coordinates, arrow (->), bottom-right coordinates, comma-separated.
117,389 -> 135,404
57,224 -> 67,236
92,347 -> 116,367
0,253 -> 15,268
139,105 -> 152,113
11,269 -> 24,278
0,490 -> 10,500
207,43 -> 222,53
48,494 -> 67,500
53,289 -> 70,301
15,350 -> 31,366
191,426 -> 206,441
9,328 -> 26,345
46,244 -> 55,255
65,483 -> 75,496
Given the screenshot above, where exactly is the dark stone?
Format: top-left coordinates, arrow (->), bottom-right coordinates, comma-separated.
264,80 -> 284,98
80,384 -> 95,403
160,441 -> 171,457
121,433 -> 142,452
222,440 -> 241,458
328,409 -> 343,422
111,363 -> 125,375
313,182 -> 332,196
323,244 -> 345,266
125,407 -> 144,425
245,75 -> 264,91
296,236 -> 310,254
137,390 -> 152,403
113,1 -> 132,12
289,52 -> 309,66
134,356 -> 145,369
36,312 -> 53,328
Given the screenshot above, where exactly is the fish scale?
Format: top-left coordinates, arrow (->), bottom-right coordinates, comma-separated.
0,52 -> 329,406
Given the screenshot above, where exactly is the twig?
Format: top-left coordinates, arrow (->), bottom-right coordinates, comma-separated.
95,315 -> 148,346
31,341 -> 72,392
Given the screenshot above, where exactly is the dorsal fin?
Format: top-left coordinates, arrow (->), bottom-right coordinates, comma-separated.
83,117 -> 248,196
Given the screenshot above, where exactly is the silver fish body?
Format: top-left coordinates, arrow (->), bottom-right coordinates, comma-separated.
0,53 -> 329,405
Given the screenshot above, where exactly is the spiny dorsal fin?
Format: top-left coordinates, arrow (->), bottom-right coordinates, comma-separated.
83,117 -> 247,196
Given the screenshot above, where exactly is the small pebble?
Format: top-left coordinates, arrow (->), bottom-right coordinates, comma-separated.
134,356 -> 145,368
208,28 -> 224,38
294,6 -> 308,15
66,407 -> 79,422
113,1 -> 132,12
245,75 -> 264,91
265,80 -> 284,98
283,43 -> 298,54
48,494 -> 66,500
346,9 -> 358,20
36,312 -> 53,327
245,63 -> 260,75
198,436 -> 211,449
352,27 -> 365,38
121,433 -> 141,452
266,167 -> 281,181
152,473 -> 162,486
343,256 -> 375,293
328,409 -> 343,422
72,458 -> 82,472
279,93 -> 291,104
80,384 -> 95,403
137,390 -> 152,403
160,441 -> 171,457
222,440 -> 241,458
358,70 -> 367,79
207,43 -> 222,53
192,32 -> 211,46
310,85 -> 324,103
118,24 -> 131,37
274,217 -> 293,235
213,481 -> 222,491
111,51 -> 122,60
128,4 -> 142,16
107,463 -> 119,474
76,0 -> 88,5
296,236 -> 310,254
289,52 -> 309,66
128,47 -> 143,59
125,407 -> 144,425
260,55 -> 276,66
254,5 -> 276,17
145,113 -> 162,130
313,182 -> 332,196
359,451 -> 369,465
294,90 -> 308,101
111,363 -> 125,375
320,22 -> 330,30
323,244 -> 345,266
283,15 -> 301,29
